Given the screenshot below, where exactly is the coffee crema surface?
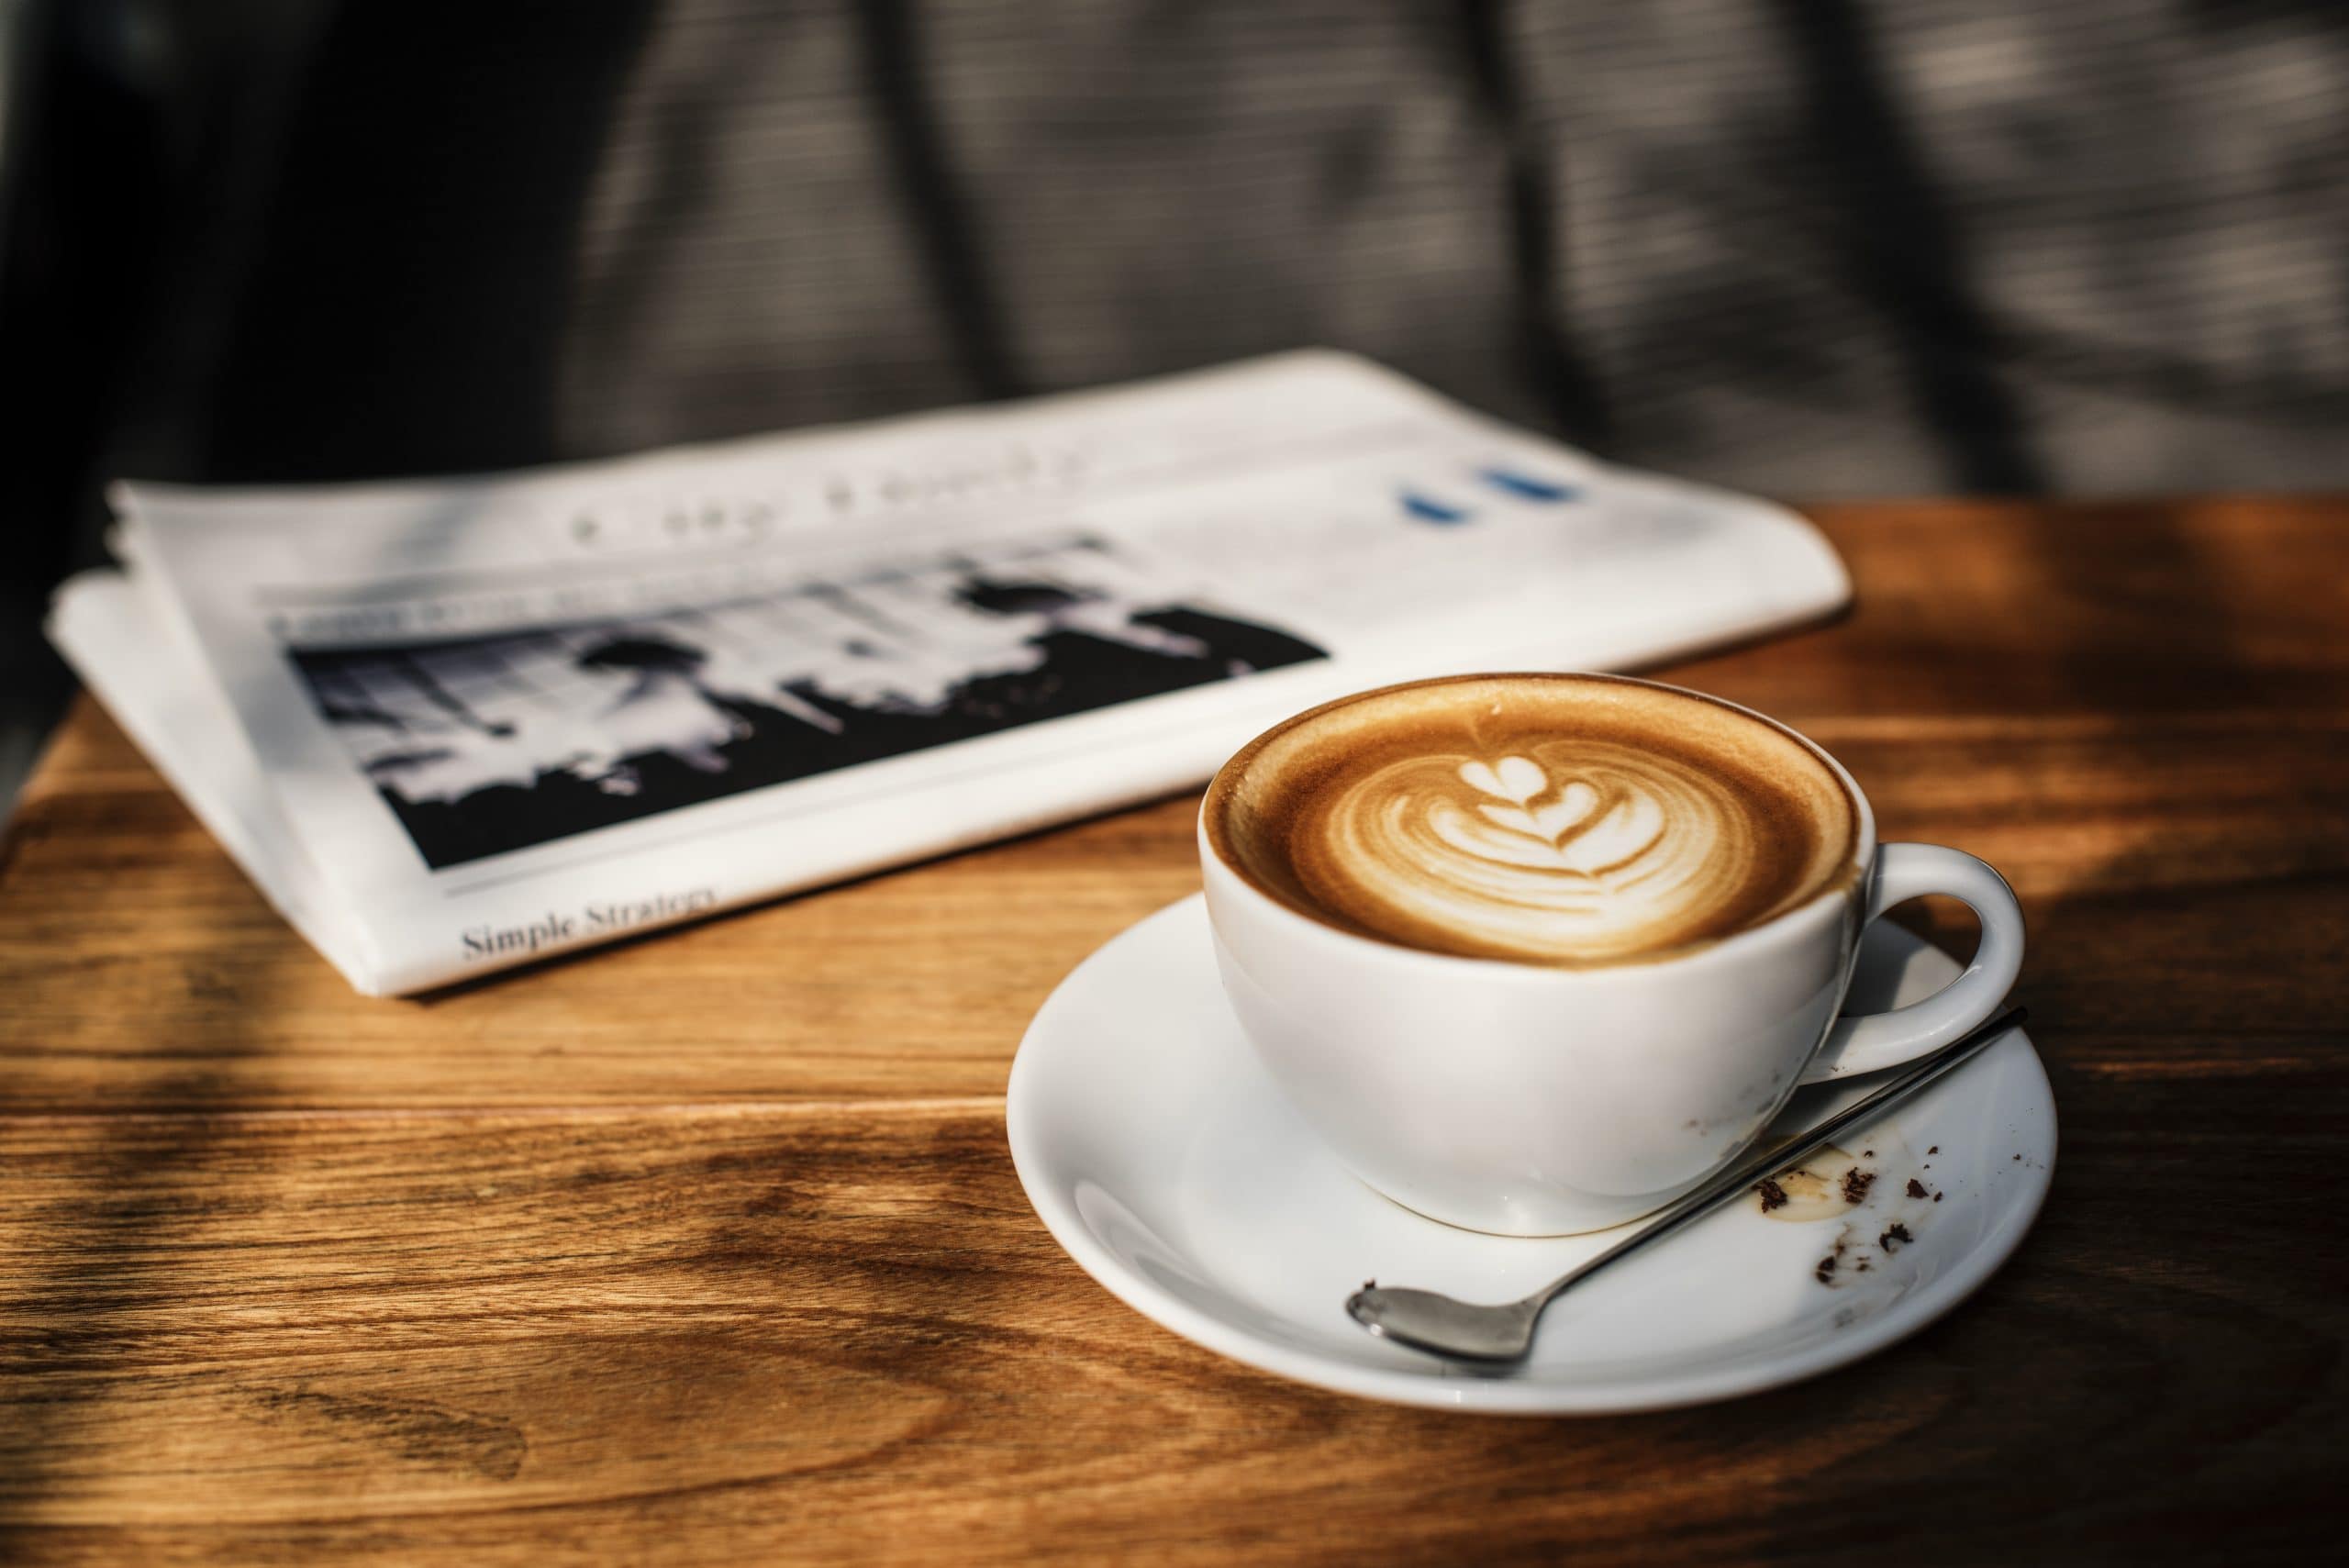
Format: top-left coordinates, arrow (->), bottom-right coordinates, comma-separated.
1207,675 -> 1861,965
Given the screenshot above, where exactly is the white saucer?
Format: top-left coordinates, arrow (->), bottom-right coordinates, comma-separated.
1007,895 -> 2055,1414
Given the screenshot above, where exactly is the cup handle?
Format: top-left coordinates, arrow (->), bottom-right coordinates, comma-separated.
1799,842 -> 2025,1084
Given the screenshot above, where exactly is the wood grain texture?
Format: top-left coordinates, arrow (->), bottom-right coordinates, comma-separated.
0,1089 -> 2337,1565
1,496 -> 2344,1562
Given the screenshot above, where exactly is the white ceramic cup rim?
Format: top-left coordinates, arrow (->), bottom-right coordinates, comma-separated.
1197,671 -> 1880,985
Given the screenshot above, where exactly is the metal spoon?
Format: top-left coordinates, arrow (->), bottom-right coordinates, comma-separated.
1346,1005 -> 2028,1362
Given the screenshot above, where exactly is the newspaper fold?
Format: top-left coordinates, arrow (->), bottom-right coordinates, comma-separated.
50,352 -> 1849,995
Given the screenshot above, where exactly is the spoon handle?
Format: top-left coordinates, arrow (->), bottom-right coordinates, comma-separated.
1530,1004 -> 2029,1311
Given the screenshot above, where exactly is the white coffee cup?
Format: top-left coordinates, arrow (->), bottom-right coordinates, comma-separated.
1198,674 -> 2024,1236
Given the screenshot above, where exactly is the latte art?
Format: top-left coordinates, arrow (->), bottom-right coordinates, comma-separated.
1441,754 -> 1670,880
1208,675 -> 1861,965
1310,743 -> 1764,961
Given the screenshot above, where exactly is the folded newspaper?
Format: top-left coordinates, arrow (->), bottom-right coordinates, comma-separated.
50,351 -> 1849,995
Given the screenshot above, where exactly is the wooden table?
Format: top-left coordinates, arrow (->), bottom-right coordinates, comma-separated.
3,498 -> 2343,1564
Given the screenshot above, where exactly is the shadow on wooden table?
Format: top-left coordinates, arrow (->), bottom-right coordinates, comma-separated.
1726,498 -> 2343,1558
1,945 -> 284,1551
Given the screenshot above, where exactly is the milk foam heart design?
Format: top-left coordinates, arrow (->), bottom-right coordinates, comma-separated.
1318,740 -> 1759,960
1453,757 -> 1657,874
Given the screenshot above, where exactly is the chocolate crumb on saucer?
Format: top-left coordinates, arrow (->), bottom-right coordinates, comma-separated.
1815,1254 -> 1837,1284
1934,1192 -> 1943,1202
1879,1223 -> 1914,1252
1928,1145 -> 1939,1154
1907,1178 -> 1930,1198
1842,1167 -> 1877,1204
1755,1178 -> 1789,1212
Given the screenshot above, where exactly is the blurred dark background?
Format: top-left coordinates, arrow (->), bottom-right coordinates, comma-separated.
2,0 -> 2344,806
